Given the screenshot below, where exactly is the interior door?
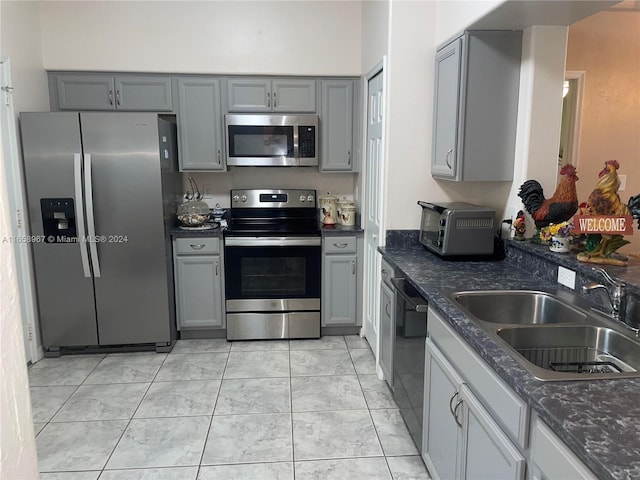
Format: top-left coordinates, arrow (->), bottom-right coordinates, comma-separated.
363,68 -> 385,360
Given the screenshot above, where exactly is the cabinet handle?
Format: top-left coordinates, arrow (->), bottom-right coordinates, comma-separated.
445,148 -> 453,169
215,260 -> 219,276
217,150 -> 221,164
385,300 -> 391,316
333,243 -> 348,248
352,260 -> 356,275
347,150 -> 352,165
453,399 -> 463,427
381,268 -> 388,279
108,90 -> 114,105
273,91 -> 277,108
448,390 -> 459,418
267,92 -> 271,108
116,89 -> 121,106
190,244 -> 205,250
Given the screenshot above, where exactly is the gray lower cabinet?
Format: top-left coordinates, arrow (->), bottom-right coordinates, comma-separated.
320,79 -> 358,172
173,237 -> 224,330
176,77 -> 225,171
226,78 -> 317,112
50,73 -> 173,112
379,263 -> 394,383
424,337 -> 526,480
322,235 -> 362,327
431,30 -> 522,181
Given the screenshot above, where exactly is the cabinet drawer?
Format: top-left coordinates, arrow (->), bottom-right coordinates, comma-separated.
428,308 -> 530,449
175,237 -> 220,255
324,236 -> 357,254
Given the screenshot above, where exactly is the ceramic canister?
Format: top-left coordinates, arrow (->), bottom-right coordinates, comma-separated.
319,193 -> 338,225
340,204 -> 356,226
336,198 -> 351,225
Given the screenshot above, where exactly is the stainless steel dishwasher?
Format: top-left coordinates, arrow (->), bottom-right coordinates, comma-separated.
391,277 -> 428,452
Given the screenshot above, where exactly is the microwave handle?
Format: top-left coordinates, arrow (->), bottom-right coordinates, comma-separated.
391,278 -> 428,312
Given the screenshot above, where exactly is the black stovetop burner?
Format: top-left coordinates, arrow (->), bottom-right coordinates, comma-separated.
225,188 -> 320,237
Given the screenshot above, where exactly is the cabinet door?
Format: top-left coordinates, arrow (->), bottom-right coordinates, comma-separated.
226,78 -> 271,112
115,76 -> 173,111
423,338 -> 464,480
55,74 -> 116,111
175,255 -> 224,329
379,281 -> 394,384
272,79 -> 317,112
530,416 -> 597,480
320,80 -> 355,172
322,254 -> 357,326
431,38 -> 461,179
177,77 -> 225,171
460,384 -> 526,480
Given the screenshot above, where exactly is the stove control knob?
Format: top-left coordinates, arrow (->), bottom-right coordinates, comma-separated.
299,195 -> 306,202
307,194 -> 314,203
240,194 -> 248,203
232,194 -> 240,203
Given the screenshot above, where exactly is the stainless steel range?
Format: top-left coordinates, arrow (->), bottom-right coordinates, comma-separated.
224,189 -> 321,340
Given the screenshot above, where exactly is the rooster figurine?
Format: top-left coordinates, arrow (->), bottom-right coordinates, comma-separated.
518,164 -> 579,228
577,160 -> 631,265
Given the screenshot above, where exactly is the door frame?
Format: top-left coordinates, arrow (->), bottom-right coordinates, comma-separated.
0,56 -> 42,363
360,57 -> 388,372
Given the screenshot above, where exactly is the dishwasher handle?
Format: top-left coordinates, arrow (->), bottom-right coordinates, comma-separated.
391,278 -> 428,312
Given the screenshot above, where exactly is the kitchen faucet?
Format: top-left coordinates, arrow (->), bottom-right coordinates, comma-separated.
582,267 -> 637,334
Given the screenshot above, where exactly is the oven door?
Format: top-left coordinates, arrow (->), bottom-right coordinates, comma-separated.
224,237 -> 321,310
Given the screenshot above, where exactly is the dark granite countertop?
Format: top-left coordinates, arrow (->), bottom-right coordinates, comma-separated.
379,244 -> 640,480
169,225 -> 224,238
320,223 -> 364,235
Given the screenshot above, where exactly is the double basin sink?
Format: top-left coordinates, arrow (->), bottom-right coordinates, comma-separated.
449,289 -> 640,381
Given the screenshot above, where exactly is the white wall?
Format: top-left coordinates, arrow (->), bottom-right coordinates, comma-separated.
435,0 -> 506,45
39,0 -> 362,76
1,1 -> 50,113
361,0 -> 389,75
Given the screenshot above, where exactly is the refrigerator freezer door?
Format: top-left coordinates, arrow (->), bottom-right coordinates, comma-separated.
79,112 -> 171,345
20,112 -> 98,348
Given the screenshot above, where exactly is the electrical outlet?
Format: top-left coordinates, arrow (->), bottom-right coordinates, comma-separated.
619,174 -> 627,192
557,266 -> 576,290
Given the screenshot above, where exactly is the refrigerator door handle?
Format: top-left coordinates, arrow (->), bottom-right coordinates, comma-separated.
83,153 -> 101,278
74,153 -> 91,278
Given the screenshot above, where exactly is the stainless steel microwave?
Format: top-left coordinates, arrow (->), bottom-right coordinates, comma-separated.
418,201 -> 496,256
225,114 -> 318,167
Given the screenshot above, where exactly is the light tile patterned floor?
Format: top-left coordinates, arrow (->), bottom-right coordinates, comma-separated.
31,335 -> 431,480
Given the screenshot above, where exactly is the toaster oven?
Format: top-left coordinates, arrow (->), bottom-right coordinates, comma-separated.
418,201 -> 496,256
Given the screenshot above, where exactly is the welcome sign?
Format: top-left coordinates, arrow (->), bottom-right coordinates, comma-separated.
573,215 -> 634,235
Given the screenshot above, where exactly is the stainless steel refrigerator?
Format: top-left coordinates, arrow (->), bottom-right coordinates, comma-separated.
20,112 -> 181,355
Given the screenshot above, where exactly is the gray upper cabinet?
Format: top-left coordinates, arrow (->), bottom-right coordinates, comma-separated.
226,78 -> 317,112
176,77 -> 225,171
320,79 -> 358,172
52,73 -> 173,112
431,31 -> 522,181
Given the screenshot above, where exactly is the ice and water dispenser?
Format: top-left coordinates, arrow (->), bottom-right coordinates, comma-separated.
40,198 -> 77,243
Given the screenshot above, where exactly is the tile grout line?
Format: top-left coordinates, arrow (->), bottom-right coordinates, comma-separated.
97,351 -> 171,476
196,344 -> 231,475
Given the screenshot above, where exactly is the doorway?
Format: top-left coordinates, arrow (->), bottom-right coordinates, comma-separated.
1,56 -> 41,363
362,61 -> 386,368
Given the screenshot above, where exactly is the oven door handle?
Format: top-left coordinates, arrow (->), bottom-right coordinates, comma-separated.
225,237 -> 321,247
391,278 -> 428,312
